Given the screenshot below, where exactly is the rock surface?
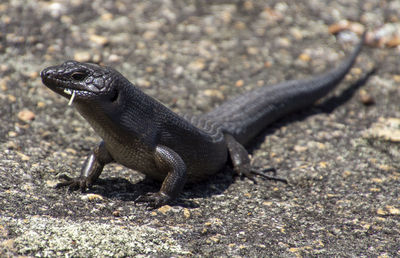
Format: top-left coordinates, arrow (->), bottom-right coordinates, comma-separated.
1,0 -> 399,256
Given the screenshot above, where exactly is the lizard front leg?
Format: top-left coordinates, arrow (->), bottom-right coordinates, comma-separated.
56,141 -> 114,191
135,145 -> 187,208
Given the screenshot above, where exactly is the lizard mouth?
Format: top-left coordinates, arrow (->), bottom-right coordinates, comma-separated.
41,60 -> 115,106
41,68 -> 97,105
42,76 -> 93,105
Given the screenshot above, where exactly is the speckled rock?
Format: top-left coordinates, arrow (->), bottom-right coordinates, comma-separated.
0,0 -> 399,257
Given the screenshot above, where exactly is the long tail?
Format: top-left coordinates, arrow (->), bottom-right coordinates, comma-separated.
204,32 -> 366,145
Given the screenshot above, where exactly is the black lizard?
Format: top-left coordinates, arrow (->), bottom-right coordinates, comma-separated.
41,33 -> 365,207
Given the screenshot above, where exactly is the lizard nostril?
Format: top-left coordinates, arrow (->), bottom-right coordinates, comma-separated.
40,68 -> 49,78
41,67 -> 57,79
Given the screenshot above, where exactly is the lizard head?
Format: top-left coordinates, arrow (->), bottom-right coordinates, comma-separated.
41,60 -> 122,106
41,60 -> 157,136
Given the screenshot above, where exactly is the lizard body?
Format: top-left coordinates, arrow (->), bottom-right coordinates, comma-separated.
41,34 -> 365,207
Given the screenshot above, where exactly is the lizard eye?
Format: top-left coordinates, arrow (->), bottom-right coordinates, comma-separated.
71,71 -> 87,81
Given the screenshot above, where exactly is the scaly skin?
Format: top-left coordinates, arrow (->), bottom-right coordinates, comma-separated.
41,33 -> 365,207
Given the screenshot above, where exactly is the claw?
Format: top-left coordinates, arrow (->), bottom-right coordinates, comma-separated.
250,167 -> 288,183
57,174 -> 73,181
135,192 -> 172,208
55,174 -> 89,192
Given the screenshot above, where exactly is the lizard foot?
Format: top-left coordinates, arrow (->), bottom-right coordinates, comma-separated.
135,192 -> 172,208
55,174 -> 89,192
250,167 -> 288,184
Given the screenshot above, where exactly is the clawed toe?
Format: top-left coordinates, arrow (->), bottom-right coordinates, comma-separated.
251,167 -> 288,183
55,174 -> 88,192
135,192 -> 171,208
58,174 -> 73,181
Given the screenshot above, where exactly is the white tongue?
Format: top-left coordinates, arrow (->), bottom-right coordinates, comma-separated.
67,90 -> 76,106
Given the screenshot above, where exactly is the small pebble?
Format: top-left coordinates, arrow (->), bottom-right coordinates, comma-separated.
235,80 -> 244,87
157,205 -> 172,214
203,89 -> 224,100
359,89 -> 375,106
17,109 -> 35,122
81,193 -> 104,202
89,34 -> 109,46
74,51 -> 91,62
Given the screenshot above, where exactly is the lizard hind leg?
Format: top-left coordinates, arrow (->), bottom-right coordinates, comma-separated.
224,134 -> 287,183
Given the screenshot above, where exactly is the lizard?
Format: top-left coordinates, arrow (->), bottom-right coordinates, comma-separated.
41,33 -> 365,207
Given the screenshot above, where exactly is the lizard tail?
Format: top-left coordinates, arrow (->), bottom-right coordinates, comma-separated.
204,32 -> 366,145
